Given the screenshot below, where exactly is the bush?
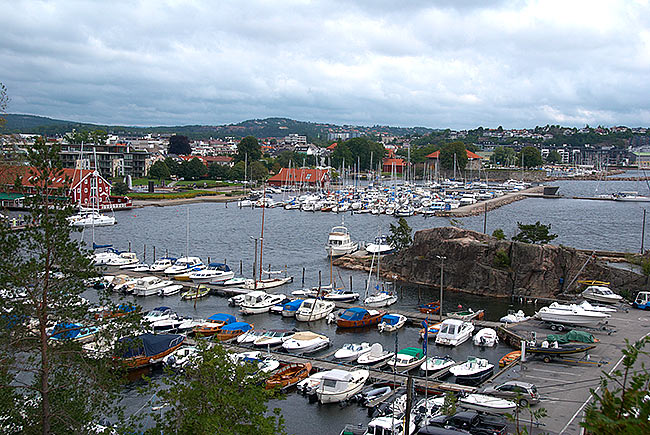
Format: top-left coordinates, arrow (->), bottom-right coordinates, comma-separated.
492,228 -> 506,240
494,250 -> 511,268
127,190 -> 221,200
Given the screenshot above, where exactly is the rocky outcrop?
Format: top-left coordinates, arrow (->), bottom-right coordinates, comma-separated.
337,227 -> 647,299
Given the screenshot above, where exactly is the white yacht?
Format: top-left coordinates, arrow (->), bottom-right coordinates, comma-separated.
68,210 -> 116,227
316,369 -> 370,404
459,394 -> 517,415
365,235 -> 395,255
294,298 -> 335,322
239,291 -> 287,315
282,331 -> 330,353
364,290 -> 398,308
132,276 -> 177,297
334,343 -> 372,361
325,224 -> 358,257
536,305 -> 611,327
581,285 -> 623,304
106,252 -> 139,267
435,319 -> 475,346
164,257 -> 205,276
149,257 -> 177,272
188,263 -> 235,284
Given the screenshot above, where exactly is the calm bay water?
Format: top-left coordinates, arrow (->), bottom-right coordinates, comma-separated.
83,177 -> 649,434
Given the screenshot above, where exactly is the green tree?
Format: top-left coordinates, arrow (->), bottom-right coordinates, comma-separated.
276,150 -> 299,168
89,129 -> 108,145
208,163 -> 229,180
582,337 -> 650,434
492,228 -> 506,240
148,160 -> 170,181
387,217 -> 412,252
148,343 -> 286,435
330,141 -> 354,170
229,161 -> 246,181
512,221 -> 558,244
0,82 -> 9,127
112,180 -> 129,195
490,146 -> 516,166
546,150 -> 563,164
180,158 -> 207,181
164,157 -> 180,176
249,161 -> 269,181
168,135 -> 192,155
344,137 -> 386,170
439,141 -> 468,171
0,137 -> 139,433
518,146 -> 543,168
235,136 -> 262,163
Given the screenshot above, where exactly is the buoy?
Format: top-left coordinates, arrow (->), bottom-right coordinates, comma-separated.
457,304 -> 463,309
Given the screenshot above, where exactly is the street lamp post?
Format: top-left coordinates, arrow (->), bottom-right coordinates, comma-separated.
436,255 -> 446,321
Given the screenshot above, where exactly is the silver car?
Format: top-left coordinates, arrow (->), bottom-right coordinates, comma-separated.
482,381 -> 540,406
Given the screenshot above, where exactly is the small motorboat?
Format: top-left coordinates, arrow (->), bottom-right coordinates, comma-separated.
239,291 -> 288,315
110,274 -> 138,293
435,319 -> 475,346
281,299 -> 304,318
336,307 -> 385,328
526,342 -> 596,359
297,371 -> 326,395
418,301 -> 440,315
536,305 -> 610,327
215,322 -> 254,341
162,346 -> 200,370
142,306 -> 175,324
150,314 -> 200,333
49,322 -> 99,344
193,313 -> 237,337
323,289 -> 360,302
357,343 -> 394,365
377,314 -> 407,332
420,355 -> 456,373
282,331 -> 330,354
188,263 -> 235,284
265,362 -> 312,390
253,329 -> 296,348
243,274 -> 294,290
447,308 -> 484,321
232,351 -> 281,374
355,385 -> 392,407
458,393 -> 517,415
180,285 -> 211,300
164,257 -> 205,276
132,276 -> 177,297
114,333 -> 185,370
148,257 -> 177,272
236,328 -> 266,344
419,322 -> 443,340
334,342 -> 372,361
365,235 -> 394,255
499,351 -> 521,368
387,347 -> 426,372
128,263 -> 150,272
549,301 -> 616,314
325,224 -> 359,257
364,291 -> 398,308
450,356 -> 494,386
218,277 -> 247,287
499,309 -> 529,324
581,284 -> 623,304
295,298 -> 336,322
158,284 -> 183,296
228,294 -> 247,307
473,328 -> 499,347
106,252 -> 139,267
316,369 -> 370,404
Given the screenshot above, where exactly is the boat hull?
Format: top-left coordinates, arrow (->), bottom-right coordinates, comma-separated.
337,313 -> 384,328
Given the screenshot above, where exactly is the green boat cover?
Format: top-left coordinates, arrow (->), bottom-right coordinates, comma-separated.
547,330 -> 596,344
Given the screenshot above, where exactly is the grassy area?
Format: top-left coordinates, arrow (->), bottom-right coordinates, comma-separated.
127,190 -> 225,200
175,180 -> 239,188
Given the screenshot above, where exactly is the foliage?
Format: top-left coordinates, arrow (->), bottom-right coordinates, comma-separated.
624,254 -> 650,277
147,343 -> 286,435
0,137 -> 140,433
387,217 -> 413,252
148,160 -> 170,181
235,136 -> 262,163
439,141 -> 468,171
330,140 -> 354,169
68,129 -> 108,145
490,146 -> 516,166
518,146 -> 543,168
582,337 -> 650,434
208,163 -> 229,180
164,157 -> 180,175
0,82 -> 9,127
179,157 -> 207,181
493,249 -> 511,268
168,135 -> 192,155
127,190 -> 221,199
546,150 -> 563,164
492,228 -> 506,240
249,161 -> 269,181
229,161 -> 246,181
512,221 -> 558,244
441,391 -> 457,416
112,180 -> 129,195
331,137 -> 385,171
506,402 -> 548,435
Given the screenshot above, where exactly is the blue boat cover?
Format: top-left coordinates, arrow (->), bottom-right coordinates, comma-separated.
381,314 -> 401,326
117,304 -> 137,313
153,306 -> 172,312
207,313 -> 236,323
207,263 -> 231,271
283,299 -> 304,311
220,322 -> 252,332
117,333 -> 183,358
339,307 -> 368,321
51,322 -> 83,340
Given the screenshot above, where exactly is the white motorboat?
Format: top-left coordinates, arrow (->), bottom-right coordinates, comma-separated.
149,257 -> 177,272
188,263 -> 235,284
281,299 -> 304,318
364,290 -> 398,308
228,294 -> 247,307
377,314 -> 407,332
232,351 -> 280,374
365,235 -> 395,255
150,314 -> 200,333
420,355 -> 456,373
282,331 -> 330,354
158,284 -> 183,296
549,301 -> 617,313
291,283 -> 332,298
365,416 -> 415,435
387,347 -> 426,372
110,274 -> 139,293
239,291 -> 287,315
132,276 -> 177,297
106,252 -> 139,267
581,285 -> 623,304
131,263 -> 150,272
68,210 -> 116,227
435,319 -> 475,346
450,357 -> 494,386
614,191 -> 650,202
162,346 -> 200,370
459,393 -> 517,415
297,371 -> 326,395
236,329 -> 267,344
243,275 -> 294,290
334,342 -> 372,361
499,309 -> 529,324
164,257 -> 205,276
92,249 -> 122,265
536,305 -> 610,327
357,343 -> 394,365
253,329 -> 296,347
316,369 -> 370,404
323,289 -> 360,302
142,306 -> 175,324
325,224 -> 358,257
295,298 -> 336,322
218,277 -> 247,287
473,328 -> 499,347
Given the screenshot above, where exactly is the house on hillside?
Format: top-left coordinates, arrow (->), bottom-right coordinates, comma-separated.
425,149 -> 485,171
382,157 -> 406,174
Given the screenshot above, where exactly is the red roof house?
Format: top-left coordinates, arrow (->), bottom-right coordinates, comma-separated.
267,168 -> 330,187
382,158 -> 406,174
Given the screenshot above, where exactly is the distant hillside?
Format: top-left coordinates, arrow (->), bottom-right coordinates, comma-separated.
1,114 -> 435,141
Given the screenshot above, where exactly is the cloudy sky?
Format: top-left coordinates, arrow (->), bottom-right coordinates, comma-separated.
2,0 -> 650,129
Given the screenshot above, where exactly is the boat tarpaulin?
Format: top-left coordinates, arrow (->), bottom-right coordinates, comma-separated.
220,322 -> 252,332
339,307 -> 368,321
118,333 -> 183,358
382,314 -> 401,325
547,330 -> 596,344
207,313 -> 236,323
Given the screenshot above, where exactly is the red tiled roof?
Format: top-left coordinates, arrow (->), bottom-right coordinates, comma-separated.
327,142 -> 338,150
203,156 -> 233,163
382,158 -> 405,167
0,166 -> 98,189
425,150 -> 484,159
268,168 -> 329,184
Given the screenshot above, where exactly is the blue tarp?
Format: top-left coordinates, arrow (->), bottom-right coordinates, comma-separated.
51,322 -> 83,340
220,322 -> 252,332
117,333 -> 183,358
152,306 -> 171,313
207,263 -> 231,271
339,307 -> 368,321
283,299 -> 304,312
381,314 -> 401,326
207,313 -> 236,323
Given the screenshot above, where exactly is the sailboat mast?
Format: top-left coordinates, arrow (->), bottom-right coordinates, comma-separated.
259,185 -> 266,281
186,206 -> 189,258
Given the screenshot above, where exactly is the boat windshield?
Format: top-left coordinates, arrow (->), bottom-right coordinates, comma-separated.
302,302 -> 312,309
441,324 -> 457,335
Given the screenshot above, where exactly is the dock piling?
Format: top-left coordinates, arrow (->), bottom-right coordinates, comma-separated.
302,267 -> 305,287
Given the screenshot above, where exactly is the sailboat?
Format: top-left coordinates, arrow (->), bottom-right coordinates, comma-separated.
68,146 -> 116,227
363,244 -> 397,308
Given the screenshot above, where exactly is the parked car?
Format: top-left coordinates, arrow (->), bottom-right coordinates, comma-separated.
481,381 -> 540,406
426,411 -> 507,435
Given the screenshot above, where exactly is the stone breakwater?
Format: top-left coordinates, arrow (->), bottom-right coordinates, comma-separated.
334,227 -> 647,299
434,186 -> 544,217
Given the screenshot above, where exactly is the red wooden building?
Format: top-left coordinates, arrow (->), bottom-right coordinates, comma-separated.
267,168 -> 330,188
